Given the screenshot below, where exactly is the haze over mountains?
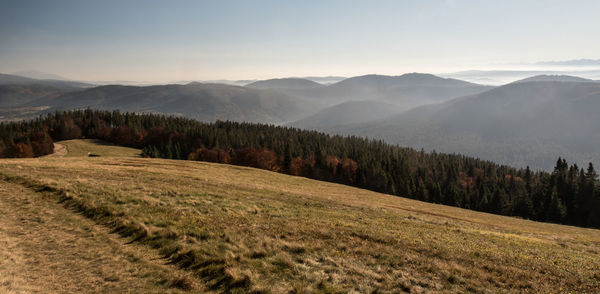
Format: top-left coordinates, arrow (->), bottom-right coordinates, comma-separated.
246,78 -> 323,90
0,72 -> 492,123
0,73 -> 93,88
309,76 -> 600,170
2,71 -> 600,170
0,73 -> 95,120
258,73 -> 492,110
36,83 -> 312,123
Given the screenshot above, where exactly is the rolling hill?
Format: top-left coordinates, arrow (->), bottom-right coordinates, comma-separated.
246,78 -> 324,90
288,73 -> 493,108
0,74 -> 95,121
0,139 -> 598,292
289,100 -> 403,129
0,73 -> 492,125
513,74 -> 595,83
30,82 -> 313,123
0,84 -> 70,108
0,73 -> 95,109
322,77 -> 600,170
0,73 -> 93,88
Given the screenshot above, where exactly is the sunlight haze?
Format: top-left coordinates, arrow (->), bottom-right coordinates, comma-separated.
1,0 -> 600,82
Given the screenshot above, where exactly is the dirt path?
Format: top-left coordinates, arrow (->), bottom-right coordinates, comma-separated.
41,143 -> 67,158
0,180 -> 201,293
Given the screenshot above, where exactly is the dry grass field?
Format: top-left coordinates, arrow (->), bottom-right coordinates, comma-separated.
1,140 -> 599,293
56,139 -> 142,157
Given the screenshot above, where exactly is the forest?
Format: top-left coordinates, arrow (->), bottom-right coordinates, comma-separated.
1,109 -> 599,228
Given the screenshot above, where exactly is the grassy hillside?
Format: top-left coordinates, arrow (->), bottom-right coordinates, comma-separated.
57,139 -> 141,157
0,179 -> 195,293
0,140 -> 599,292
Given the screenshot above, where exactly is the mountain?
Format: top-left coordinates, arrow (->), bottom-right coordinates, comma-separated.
0,73 -> 93,88
289,100 -> 402,129
246,78 -> 323,90
0,73 -> 45,86
536,59 -> 600,67
34,82 -> 312,123
287,73 -> 493,129
0,74 -> 94,121
199,79 -> 257,86
442,70 -> 600,85
11,70 -> 69,80
301,76 -> 346,84
283,73 -> 493,110
0,84 -> 70,108
513,74 -> 594,83
320,79 -> 600,170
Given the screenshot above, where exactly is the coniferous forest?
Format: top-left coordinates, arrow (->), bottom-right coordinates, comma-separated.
1,109 -> 599,228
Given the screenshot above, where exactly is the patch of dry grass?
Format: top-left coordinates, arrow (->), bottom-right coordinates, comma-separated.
57,139 -> 141,157
0,179 -> 200,293
0,140 -> 599,292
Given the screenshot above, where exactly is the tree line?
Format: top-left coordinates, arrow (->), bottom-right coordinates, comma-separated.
1,109 -> 599,228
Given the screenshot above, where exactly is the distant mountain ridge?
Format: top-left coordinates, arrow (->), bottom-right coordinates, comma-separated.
246,78 -> 323,90
0,73 -> 94,88
255,73 -> 493,112
34,82 -> 311,123
289,100 -> 402,129
320,79 -> 600,170
3,71 -> 600,171
11,70 -> 70,80
513,75 -> 594,83
1,72 -> 494,126
0,84 -> 69,108
536,59 -> 600,67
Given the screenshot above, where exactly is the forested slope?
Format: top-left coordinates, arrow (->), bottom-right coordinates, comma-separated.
1,109 -> 599,228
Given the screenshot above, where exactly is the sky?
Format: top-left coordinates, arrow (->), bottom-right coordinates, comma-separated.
1,0 -> 600,82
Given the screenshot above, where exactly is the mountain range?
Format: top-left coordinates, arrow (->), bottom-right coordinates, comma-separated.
258,73 -> 492,110
35,82 -> 311,123
1,72 -> 491,124
308,76 -> 600,170
2,72 -> 600,170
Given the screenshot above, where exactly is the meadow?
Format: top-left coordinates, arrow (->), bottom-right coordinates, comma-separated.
0,140 -> 599,293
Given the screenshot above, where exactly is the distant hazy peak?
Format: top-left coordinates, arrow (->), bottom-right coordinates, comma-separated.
0,73 -> 93,88
246,78 -> 323,90
11,70 -> 69,80
513,74 -> 594,84
536,59 -> 600,67
333,73 -> 482,87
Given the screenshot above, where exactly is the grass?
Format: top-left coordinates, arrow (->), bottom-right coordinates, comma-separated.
57,138 -> 141,157
1,139 -> 599,293
0,174 -> 198,293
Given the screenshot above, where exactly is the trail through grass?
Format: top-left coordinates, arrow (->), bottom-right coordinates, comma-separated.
0,179 -> 200,293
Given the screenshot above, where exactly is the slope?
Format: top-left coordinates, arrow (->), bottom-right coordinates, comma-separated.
325,80 -> 600,170
0,175 -> 200,293
0,73 -> 95,121
1,144 -> 598,292
0,73 -> 93,88
57,139 -> 142,157
514,74 -> 595,83
285,73 -> 493,109
0,84 -> 71,108
246,78 -> 324,90
38,83 -> 313,123
289,100 -> 403,129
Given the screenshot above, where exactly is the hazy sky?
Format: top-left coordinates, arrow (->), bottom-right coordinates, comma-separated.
1,0 -> 600,82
